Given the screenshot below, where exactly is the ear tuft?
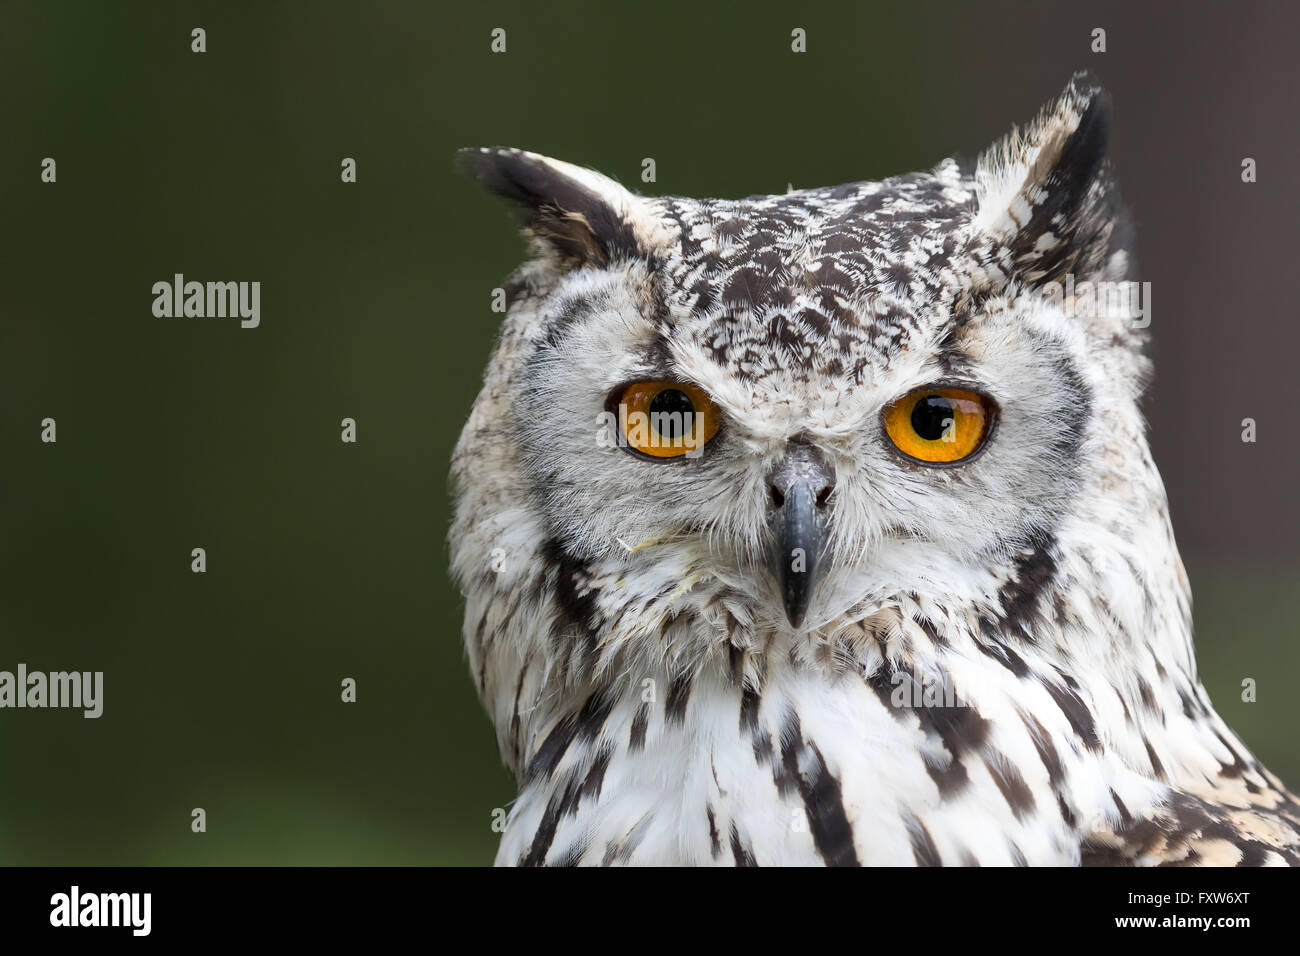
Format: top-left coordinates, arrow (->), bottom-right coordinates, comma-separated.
973,72 -> 1128,286
457,147 -> 643,268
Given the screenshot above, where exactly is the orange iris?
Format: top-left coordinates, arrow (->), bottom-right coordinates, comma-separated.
615,381 -> 720,458
882,387 -> 994,464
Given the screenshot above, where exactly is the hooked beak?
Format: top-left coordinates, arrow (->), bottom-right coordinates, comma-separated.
767,444 -> 835,629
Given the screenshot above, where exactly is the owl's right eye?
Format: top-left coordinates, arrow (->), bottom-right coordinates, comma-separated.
882,386 -> 996,464
610,381 -> 721,459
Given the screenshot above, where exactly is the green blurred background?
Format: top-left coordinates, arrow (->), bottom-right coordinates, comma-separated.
0,1 -> 1295,864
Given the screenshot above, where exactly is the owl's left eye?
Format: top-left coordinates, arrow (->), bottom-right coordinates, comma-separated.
611,381 -> 721,459
882,386 -> 996,464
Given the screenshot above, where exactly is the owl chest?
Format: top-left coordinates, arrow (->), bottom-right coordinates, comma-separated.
499,667 -> 1091,866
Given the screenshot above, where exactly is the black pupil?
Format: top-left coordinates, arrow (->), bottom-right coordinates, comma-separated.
911,396 -> 954,441
649,388 -> 695,440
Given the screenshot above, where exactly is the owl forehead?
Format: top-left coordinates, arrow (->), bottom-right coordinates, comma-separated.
648,165 -> 980,386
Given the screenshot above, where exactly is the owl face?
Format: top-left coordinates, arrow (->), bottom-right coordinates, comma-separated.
463,72 -> 1146,634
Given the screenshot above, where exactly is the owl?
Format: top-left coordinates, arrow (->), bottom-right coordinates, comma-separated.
450,72 -> 1300,866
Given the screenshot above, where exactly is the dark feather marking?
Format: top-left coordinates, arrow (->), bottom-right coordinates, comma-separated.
915,614 -> 950,649
1043,678 -> 1101,752
1212,728 -> 1251,780
865,663 -> 988,798
580,743 -> 613,803
975,617 -> 1032,678
706,805 -> 722,859
801,743 -> 860,867
526,689 -> 614,781
904,812 -> 942,866
740,685 -> 773,763
923,750 -> 971,797
986,751 -> 1037,820
540,537 -> 601,660
665,672 -> 693,725
1144,739 -> 1166,780
730,823 -> 758,867
551,841 -> 587,867
915,700 -> 992,767
522,744 -> 614,867
526,714 -> 580,783
777,709 -> 860,866
1238,841 -> 1268,866
1019,708 -> 1065,786
996,540 -> 1059,641
740,685 -> 761,733
727,642 -> 745,685
520,774 -> 581,867
1058,795 -> 1077,828
1135,675 -> 1159,715
1042,354 -> 1093,469
601,815 -> 653,866
628,702 -> 649,753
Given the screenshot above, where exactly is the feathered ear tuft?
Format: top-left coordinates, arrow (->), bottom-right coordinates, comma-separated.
973,72 -> 1129,286
457,147 -> 643,268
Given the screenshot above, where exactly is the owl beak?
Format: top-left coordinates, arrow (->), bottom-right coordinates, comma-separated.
767,446 -> 835,629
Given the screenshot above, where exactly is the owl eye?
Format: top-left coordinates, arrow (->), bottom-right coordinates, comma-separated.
612,381 -> 721,459
882,387 -> 995,464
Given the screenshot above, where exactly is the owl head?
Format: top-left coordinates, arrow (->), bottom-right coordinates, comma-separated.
458,72 -> 1150,639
